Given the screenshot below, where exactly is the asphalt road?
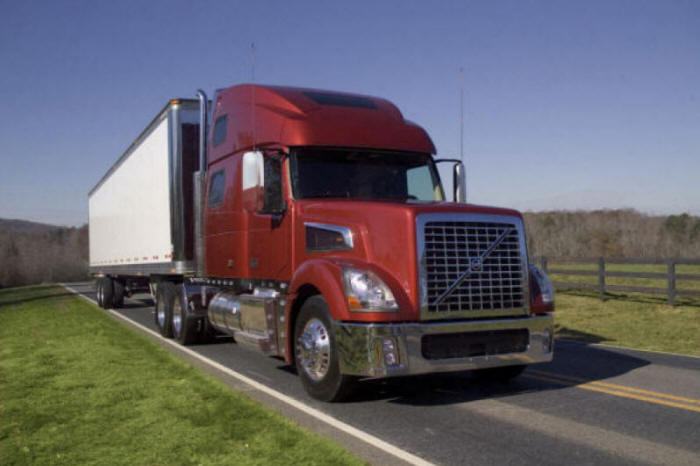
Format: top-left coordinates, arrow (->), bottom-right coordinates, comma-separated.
67,282 -> 700,466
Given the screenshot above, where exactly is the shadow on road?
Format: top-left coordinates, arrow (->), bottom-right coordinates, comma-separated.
336,342 -> 650,405
119,297 -> 154,309
554,325 -> 606,342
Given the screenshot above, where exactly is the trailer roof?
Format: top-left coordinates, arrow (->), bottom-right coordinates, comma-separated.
89,99 -> 198,197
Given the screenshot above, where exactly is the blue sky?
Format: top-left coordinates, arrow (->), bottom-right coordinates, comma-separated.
1,0 -> 698,226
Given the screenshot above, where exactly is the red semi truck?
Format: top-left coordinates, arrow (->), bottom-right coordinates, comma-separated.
89,84 -> 554,401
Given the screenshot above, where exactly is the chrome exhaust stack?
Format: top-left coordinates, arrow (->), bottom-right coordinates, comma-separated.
193,90 -> 208,276
196,90 -> 208,173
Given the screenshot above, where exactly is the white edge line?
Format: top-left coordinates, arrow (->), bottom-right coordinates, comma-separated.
61,284 -> 434,466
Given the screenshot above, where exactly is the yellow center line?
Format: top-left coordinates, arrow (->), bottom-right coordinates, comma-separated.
524,372 -> 700,414
528,369 -> 700,406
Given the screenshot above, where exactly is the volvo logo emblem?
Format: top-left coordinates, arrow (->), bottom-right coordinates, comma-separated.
470,257 -> 482,270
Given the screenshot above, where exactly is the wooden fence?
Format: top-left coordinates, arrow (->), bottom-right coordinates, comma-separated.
535,257 -> 700,306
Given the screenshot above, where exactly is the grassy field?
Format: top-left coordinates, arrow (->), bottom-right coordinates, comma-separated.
541,261 -> 700,354
0,285 -> 362,466
554,290 -> 700,356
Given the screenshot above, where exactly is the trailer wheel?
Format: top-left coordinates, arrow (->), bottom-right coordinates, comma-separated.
101,277 -> 114,310
95,279 -> 104,308
294,295 -> 355,402
113,280 -> 125,309
172,285 -> 199,345
473,364 -> 526,381
155,281 -> 175,338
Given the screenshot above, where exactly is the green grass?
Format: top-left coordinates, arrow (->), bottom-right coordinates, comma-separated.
548,262 -> 700,353
554,291 -> 700,356
0,285 -> 363,466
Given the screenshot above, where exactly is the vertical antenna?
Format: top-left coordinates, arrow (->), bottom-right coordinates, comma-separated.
459,67 -> 464,163
250,42 -> 256,150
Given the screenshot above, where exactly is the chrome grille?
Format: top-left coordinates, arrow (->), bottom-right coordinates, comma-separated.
423,220 -> 525,313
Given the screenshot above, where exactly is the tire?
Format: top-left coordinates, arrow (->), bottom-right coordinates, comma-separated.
112,279 -> 125,308
294,295 -> 355,402
101,277 -> 114,310
172,285 -> 199,345
473,364 -> 526,381
155,281 -> 176,338
95,278 -> 104,308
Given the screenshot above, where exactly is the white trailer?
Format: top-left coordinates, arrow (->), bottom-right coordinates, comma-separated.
89,99 -> 201,283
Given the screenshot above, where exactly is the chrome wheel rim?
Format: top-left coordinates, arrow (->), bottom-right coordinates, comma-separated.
157,300 -> 165,328
97,283 -> 103,305
296,318 -> 331,382
172,299 -> 182,336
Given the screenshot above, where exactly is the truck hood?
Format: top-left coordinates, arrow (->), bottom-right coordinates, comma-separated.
295,199 -> 524,318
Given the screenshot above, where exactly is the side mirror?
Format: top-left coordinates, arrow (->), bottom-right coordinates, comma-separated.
434,158 -> 467,203
242,151 -> 264,212
453,162 -> 466,203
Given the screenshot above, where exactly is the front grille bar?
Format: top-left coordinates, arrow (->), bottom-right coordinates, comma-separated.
417,213 -> 530,319
432,226 -> 514,307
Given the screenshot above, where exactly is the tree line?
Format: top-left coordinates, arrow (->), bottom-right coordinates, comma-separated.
524,209 -> 700,259
1,209 -> 699,287
0,223 -> 88,288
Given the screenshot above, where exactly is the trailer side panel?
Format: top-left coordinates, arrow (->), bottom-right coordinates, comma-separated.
89,115 -> 172,270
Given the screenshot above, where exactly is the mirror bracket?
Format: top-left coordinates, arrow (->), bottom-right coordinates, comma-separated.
435,158 -> 467,203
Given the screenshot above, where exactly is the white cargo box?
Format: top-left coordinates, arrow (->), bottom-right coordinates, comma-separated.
89,99 -> 200,275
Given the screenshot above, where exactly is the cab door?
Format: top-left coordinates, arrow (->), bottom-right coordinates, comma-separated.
247,155 -> 291,281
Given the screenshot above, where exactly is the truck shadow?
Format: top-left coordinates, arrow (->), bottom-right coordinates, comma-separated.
341,341 -> 650,405
561,289 -> 700,308
554,326 -> 605,343
119,297 -> 154,309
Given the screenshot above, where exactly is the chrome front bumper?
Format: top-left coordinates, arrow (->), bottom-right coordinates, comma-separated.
333,314 -> 554,378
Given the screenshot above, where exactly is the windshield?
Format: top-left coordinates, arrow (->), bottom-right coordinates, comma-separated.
291,148 -> 444,201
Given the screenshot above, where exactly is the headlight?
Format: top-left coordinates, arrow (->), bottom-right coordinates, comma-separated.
342,268 -> 398,312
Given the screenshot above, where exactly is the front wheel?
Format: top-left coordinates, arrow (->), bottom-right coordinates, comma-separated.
294,295 -> 355,402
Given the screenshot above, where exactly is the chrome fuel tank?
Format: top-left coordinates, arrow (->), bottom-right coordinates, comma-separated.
207,290 -> 286,356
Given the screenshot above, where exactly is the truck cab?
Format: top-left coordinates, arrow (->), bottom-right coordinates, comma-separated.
199,85 -> 554,400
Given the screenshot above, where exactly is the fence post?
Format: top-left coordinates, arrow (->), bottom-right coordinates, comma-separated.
668,260 -> 676,307
598,257 -> 605,300
542,256 -> 548,273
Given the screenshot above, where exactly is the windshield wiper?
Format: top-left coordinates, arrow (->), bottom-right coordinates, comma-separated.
304,192 -> 350,199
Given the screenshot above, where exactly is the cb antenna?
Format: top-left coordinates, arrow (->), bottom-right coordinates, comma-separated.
250,42 -> 256,150
459,66 -> 464,163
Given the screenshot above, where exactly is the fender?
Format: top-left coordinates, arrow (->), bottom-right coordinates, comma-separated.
289,258 -> 347,318
285,258 -> 345,363
284,257 -> 417,362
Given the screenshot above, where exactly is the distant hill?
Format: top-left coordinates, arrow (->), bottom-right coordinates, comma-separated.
0,218 -> 88,287
0,218 -> 66,234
